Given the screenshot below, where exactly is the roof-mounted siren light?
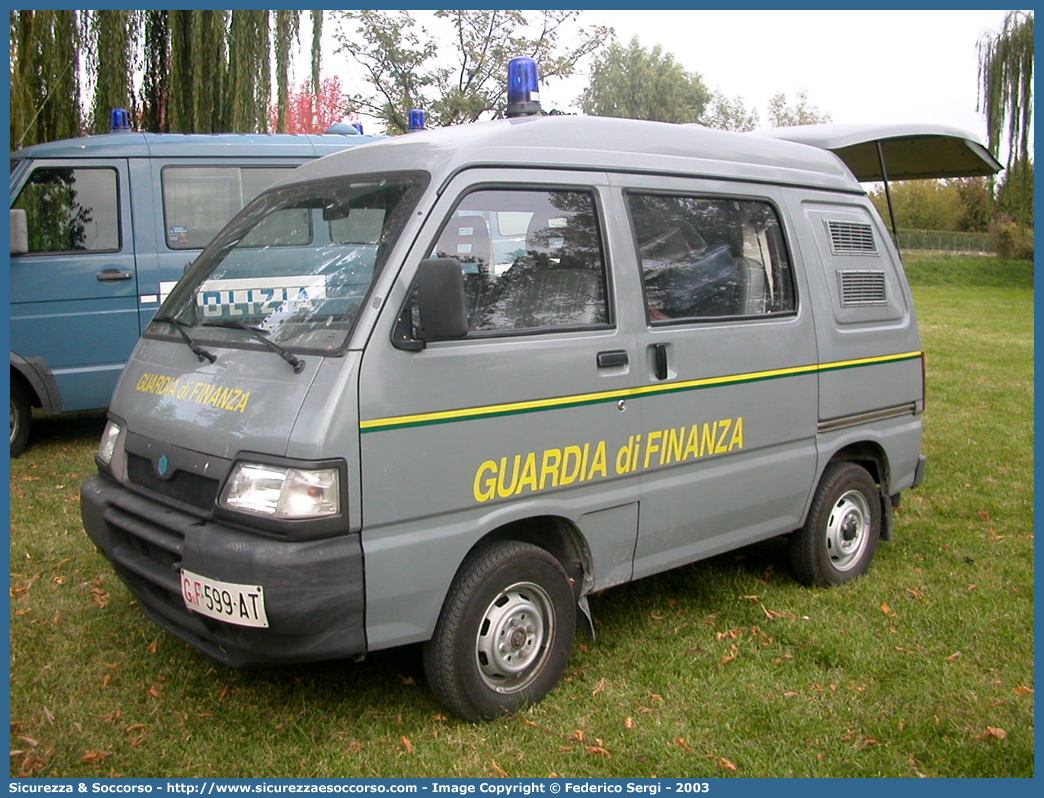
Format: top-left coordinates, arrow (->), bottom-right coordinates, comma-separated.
407,109 -> 427,133
506,57 -> 542,118
351,122 -> 364,135
325,122 -> 360,135
110,108 -> 131,133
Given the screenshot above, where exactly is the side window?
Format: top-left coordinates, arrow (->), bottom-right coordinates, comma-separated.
430,188 -> 610,333
627,193 -> 795,322
162,166 -> 297,249
12,167 -> 119,254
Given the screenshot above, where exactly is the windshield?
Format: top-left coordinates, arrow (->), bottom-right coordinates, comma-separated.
151,173 -> 426,355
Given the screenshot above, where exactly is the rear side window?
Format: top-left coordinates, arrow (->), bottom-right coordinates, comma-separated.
626,194 -> 795,322
162,166 -> 297,249
12,167 -> 119,254
430,188 -> 610,333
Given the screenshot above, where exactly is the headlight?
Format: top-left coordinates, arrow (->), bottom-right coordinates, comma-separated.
98,421 -> 121,465
220,462 -> 340,519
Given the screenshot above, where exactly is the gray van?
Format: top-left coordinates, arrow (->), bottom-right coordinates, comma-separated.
80,111 -> 998,721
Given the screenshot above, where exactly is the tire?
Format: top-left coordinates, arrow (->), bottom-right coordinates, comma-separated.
423,540 -> 576,722
789,462 -> 881,587
10,379 -> 31,458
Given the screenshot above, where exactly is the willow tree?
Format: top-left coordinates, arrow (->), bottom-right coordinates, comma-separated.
978,11 -> 1034,227
10,10 -> 81,149
87,10 -> 139,134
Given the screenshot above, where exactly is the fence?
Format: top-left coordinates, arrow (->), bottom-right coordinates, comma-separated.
891,228 -> 991,253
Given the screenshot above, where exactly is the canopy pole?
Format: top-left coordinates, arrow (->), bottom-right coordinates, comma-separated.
877,140 -> 900,254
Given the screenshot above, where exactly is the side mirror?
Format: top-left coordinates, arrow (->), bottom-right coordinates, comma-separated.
415,257 -> 468,342
10,209 -> 27,256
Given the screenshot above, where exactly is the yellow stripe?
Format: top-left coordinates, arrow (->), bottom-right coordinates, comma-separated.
360,350 -> 923,431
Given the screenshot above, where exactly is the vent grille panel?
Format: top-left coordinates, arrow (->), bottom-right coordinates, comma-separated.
827,220 -> 877,254
839,270 -> 887,306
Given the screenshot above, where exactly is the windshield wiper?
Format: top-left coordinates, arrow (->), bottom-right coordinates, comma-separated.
201,320 -> 305,374
153,316 -> 217,364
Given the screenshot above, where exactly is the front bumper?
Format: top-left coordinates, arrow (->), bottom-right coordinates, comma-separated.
81,474 -> 366,667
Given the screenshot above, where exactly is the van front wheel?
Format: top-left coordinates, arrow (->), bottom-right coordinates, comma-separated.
423,541 -> 576,722
790,462 -> 881,586
11,380 -> 31,458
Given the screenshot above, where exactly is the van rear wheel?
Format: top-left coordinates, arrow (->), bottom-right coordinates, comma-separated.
789,462 -> 881,586
10,380 -> 31,458
422,540 -> 576,722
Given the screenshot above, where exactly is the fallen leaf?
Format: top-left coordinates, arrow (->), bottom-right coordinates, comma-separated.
100,710 -> 123,723
649,612 -> 666,620
219,684 -> 232,702
1013,685 -> 1033,696
18,737 -> 39,747
572,729 -> 585,743
983,727 -> 1007,741
148,639 -> 159,656
101,675 -> 112,689
81,751 -> 110,764
944,651 -> 962,662
490,759 -> 508,777
432,714 -> 449,722
905,588 -> 926,601
783,691 -> 799,698
557,747 -> 573,753
401,675 -> 416,686
42,707 -> 55,725
586,746 -> 611,759
880,603 -> 893,615
592,677 -> 607,696
675,737 -> 692,751
704,754 -> 737,770
624,716 -> 634,729
147,686 -> 162,698
400,736 -> 413,754
977,510 -> 989,522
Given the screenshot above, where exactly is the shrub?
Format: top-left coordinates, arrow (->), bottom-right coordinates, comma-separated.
989,217 -> 1035,260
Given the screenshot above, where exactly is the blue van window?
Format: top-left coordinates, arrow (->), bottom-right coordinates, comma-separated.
12,167 -> 119,254
627,194 -> 796,322
162,166 -> 297,250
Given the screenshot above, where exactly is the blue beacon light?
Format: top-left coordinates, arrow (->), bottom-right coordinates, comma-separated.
506,57 -> 542,118
110,108 -> 131,133
407,109 -> 427,133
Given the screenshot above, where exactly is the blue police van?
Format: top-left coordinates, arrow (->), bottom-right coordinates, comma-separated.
9,113 -> 378,455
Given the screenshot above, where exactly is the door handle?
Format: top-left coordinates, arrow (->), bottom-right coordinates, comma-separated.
653,343 -> 669,381
97,268 -> 133,283
597,350 -> 629,368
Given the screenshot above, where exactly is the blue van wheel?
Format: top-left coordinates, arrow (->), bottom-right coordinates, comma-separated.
423,540 -> 576,722
10,380 -> 31,458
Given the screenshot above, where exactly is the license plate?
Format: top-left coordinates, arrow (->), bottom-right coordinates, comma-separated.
181,569 -> 269,628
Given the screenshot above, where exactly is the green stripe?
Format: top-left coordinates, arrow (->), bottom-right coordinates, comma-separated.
361,351 -> 922,433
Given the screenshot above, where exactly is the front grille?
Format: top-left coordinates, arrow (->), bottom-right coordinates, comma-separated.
127,453 -> 221,511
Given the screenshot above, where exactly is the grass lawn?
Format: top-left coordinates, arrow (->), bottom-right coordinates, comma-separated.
8,254 -> 1034,778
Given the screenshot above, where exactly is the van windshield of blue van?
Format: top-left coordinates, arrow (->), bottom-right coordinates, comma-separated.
150,174 -> 426,356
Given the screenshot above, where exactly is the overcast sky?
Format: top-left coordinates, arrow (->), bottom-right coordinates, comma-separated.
321,9 -> 1016,145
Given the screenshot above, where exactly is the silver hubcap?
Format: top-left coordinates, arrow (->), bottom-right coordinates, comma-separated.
10,399 -> 18,445
476,581 -> 554,694
825,489 -> 871,571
